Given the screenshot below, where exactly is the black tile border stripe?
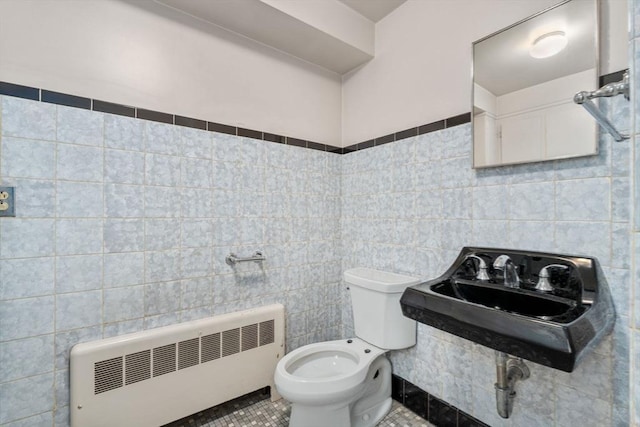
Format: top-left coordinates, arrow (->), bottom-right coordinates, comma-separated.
392,374 -> 489,427
0,82 -> 39,101
93,99 -> 135,117
137,108 -> 173,124
42,90 -> 91,109
0,70 -> 625,156
175,115 -> 206,130
238,127 -> 263,139
208,122 -> 236,136
600,69 -> 628,87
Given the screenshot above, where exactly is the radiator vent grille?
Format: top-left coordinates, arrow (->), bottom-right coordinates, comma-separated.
153,344 -> 176,377
178,338 -> 199,370
92,319 -> 274,395
201,332 -> 221,363
222,328 -> 240,357
260,320 -> 275,346
242,324 -> 258,351
125,350 -> 151,385
95,357 -> 123,394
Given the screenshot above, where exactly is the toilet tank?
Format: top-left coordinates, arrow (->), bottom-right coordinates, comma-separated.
344,267 -> 419,350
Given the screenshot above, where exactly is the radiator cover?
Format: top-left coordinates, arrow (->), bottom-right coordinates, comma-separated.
70,304 -> 284,427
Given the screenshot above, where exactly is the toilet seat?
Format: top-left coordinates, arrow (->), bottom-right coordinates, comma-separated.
275,338 -> 385,405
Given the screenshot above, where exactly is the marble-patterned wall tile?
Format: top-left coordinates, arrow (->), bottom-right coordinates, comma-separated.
5,179 -> 55,218
182,157 -> 213,188
57,182 -> 103,218
54,326 -> 102,370
55,290 -> 102,331
0,257 -> 54,299
56,106 -> 103,146
181,219 -> 214,248
145,153 -> 181,186
508,220 -> 555,253
181,188 -> 213,218
611,223 -> 631,269
3,412 -> 53,427
54,369 -> 69,408
0,296 -> 54,341
473,185 -> 509,219
57,144 -> 103,182
612,177 -> 632,222
55,255 -> 103,293
471,220 -> 508,248
103,219 -> 144,253
104,114 -> 144,151
1,137 -> 55,179
555,178 -> 611,221
145,281 -> 182,316
56,219 -> 103,255
555,221 -> 611,264
180,127 -> 212,159
145,219 -> 181,251
441,188 -> 472,219
634,330 -> 640,425
181,248 -> 213,278
103,286 -> 145,323
103,252 -> 145,288
104,149 -> 145,184
103,319 -> 144,338
0,373 -> 54,424
181,277 -> 213,309
104,184 -> 144,218
144,121 -> 180,156
509,181 -> 555,221
555,384 -> 611,426
1,97 -> 56,140
0,335 -> 54,382
145,186 -> 180,218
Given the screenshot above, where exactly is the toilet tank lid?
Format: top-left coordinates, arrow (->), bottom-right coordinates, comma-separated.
344,267 -> 421,293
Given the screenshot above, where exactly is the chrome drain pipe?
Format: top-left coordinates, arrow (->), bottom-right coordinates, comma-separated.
495,352 -> 530,418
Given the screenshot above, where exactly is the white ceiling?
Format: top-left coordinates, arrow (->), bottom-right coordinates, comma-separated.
338,0 -> 406,23
155,0 -> 405,74
474,0 -> 597,96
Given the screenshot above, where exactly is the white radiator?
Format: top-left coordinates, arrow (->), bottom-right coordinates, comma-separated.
70,304 -> 284,427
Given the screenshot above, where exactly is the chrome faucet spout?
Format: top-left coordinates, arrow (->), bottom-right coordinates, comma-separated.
493,255 -> 520,288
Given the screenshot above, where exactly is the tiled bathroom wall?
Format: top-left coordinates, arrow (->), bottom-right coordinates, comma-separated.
630,0 -> 640,424
340,92 -> 632,426
0,96 -> 342,426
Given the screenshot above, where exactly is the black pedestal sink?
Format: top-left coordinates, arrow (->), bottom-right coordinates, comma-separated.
400,247 -> 615,372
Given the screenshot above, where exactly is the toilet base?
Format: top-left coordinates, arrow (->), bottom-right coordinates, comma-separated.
287,355 -> 392,427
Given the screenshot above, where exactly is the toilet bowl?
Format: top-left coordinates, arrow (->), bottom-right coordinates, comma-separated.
274,268 -> 420,427
275,338 -> 391,427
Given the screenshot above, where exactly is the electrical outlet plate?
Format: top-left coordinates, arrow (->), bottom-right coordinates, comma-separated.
0,187 -> 16,217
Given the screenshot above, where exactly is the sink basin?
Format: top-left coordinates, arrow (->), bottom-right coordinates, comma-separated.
432,279 -> 584,320
400,247 -> 614,372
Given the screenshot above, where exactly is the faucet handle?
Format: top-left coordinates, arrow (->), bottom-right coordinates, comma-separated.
535,264 -> 569,291
465,255 -> 490,280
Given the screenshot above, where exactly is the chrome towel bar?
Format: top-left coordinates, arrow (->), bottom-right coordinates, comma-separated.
225,251 -> 266,266
574,71 -> 629,142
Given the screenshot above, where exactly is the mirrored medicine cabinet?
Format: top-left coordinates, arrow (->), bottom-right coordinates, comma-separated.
472,0 -> 598,168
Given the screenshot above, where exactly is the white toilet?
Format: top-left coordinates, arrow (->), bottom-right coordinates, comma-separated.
274,267 -> 420,427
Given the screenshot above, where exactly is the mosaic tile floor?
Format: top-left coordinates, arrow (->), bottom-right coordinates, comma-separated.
165,389 -> 434,427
